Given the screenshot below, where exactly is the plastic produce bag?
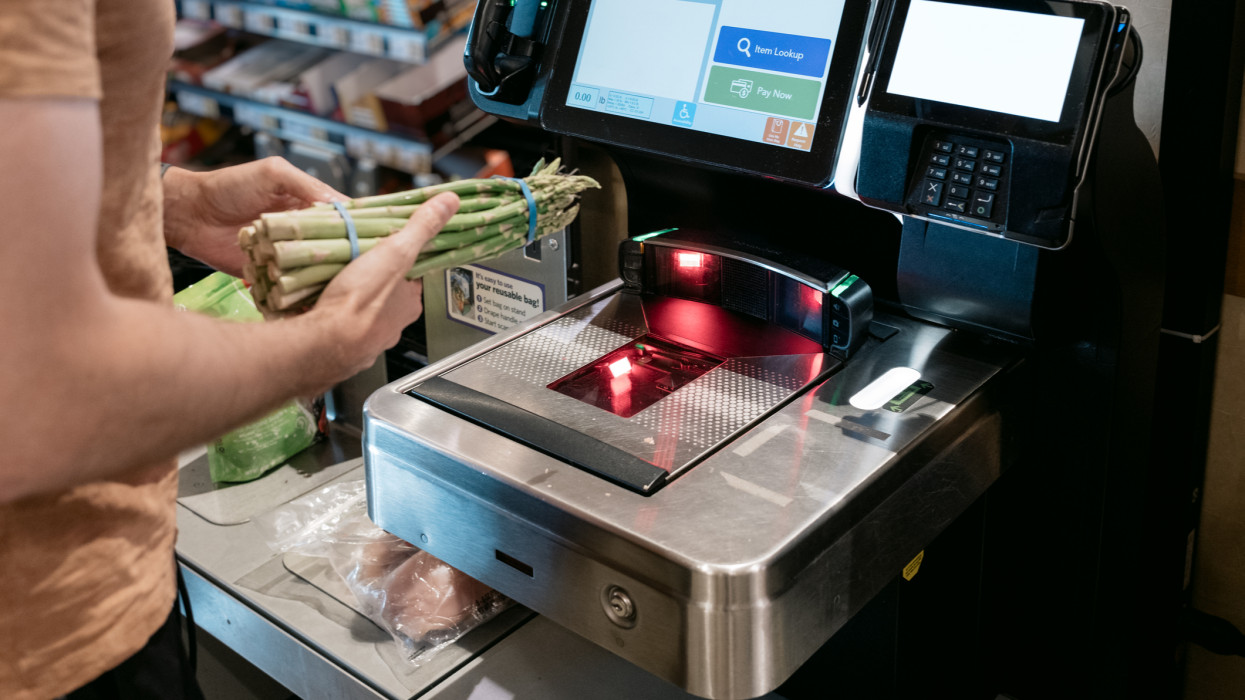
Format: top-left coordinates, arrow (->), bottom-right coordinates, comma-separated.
254,479 -> 510,662
173,272 -> 325,483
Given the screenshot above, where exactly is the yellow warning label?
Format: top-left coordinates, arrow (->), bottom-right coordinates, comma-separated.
786,122 -> 815,151
902,551 -> 925,581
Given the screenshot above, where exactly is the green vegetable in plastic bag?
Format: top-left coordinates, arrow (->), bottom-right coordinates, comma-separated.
174,272 -> 325,483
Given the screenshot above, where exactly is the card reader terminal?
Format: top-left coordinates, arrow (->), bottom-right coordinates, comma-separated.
909,131 -> 1013,232
857,0 -> 1129,248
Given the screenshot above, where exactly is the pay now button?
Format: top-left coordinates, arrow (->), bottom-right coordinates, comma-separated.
703,66 -> 820,121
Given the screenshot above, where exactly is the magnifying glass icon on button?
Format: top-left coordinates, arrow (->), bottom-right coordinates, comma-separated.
737,37 -> 751,57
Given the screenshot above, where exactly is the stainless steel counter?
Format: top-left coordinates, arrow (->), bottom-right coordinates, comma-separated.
365,284 -> 1020,699
175,433 -> 781,700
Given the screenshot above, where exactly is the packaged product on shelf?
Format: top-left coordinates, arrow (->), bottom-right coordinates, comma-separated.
286,142 -> 354,193
285,52 -> 372,116
169,19 -> 265,86
250,47 -> 340,108
252,46 -> 335,105
203,40 -> 330,99
307,0 -> 346,12
202,40 -> 301,93
414,96 -> 486,151
432,146 -> 514,181
160,102 -> 230,165
332,58 -> 408,130
443,0 -> 476,33
251,0 -> 343,12
378,0 -> 449,31
342,0 -> 380,22
172,17 -> 225,51
374,33 -> 468,138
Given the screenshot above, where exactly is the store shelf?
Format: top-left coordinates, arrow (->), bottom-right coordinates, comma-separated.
429,110 -> 501,164
173,80 -> 439,173
178,0 -> 456,63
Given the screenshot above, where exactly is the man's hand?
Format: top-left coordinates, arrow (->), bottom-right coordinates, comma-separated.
1,97 -> 459,502
163,157 -> 344,277
307,191 -> 461,379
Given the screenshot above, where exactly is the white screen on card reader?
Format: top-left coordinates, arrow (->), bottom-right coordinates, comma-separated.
886,1 -> 1084,122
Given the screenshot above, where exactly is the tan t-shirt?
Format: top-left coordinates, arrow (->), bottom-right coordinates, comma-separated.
0,1 -> 179,698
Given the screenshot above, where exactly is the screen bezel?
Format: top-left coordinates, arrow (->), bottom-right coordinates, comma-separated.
540,0 -> 875,188
868,0 -> 1114,147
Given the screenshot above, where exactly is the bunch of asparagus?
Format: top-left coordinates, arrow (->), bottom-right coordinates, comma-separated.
239,159 -> 599,317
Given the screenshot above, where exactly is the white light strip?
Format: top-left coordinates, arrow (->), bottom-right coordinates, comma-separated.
732,423 -> 787,457
722,472 -> 794,508
849,367 -> 921,411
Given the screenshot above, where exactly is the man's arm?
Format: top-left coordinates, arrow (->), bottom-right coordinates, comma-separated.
0,98 -> 456,503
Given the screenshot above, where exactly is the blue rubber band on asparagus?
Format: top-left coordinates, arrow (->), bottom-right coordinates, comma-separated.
332,200 -> 360,260
493,176 -> 538,243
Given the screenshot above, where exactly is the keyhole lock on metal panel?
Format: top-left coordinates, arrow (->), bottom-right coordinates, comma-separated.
602,585 -> 637,628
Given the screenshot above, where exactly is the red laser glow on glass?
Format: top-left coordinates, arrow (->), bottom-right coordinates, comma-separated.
608,357 -> 632,378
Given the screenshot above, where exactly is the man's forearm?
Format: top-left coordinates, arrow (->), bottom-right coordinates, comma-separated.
0,293 -> 346,503
0,97 -> 447,504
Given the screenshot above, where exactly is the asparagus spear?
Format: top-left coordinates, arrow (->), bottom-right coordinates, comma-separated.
238,159 -> 598,318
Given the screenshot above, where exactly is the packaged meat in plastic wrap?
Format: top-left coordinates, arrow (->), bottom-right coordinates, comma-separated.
255,479 -> 510,662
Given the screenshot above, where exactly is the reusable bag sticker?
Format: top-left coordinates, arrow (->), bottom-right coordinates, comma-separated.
445,264 -> 545,334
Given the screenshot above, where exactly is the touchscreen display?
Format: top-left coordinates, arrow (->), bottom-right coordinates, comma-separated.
563,0 -> 848,153
887,1 -> 1085,122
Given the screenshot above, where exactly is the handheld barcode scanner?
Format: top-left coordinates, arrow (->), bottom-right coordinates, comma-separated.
366,0 -> 1165,697
464,0 -> 556,105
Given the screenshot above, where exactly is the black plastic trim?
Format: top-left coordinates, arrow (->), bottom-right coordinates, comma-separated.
408,376 -> 670,495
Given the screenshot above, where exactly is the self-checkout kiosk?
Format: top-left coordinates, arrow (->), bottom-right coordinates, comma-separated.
365,1 -> 1164,698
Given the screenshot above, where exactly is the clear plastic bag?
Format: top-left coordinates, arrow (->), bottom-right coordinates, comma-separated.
254,479 -> 510,662
174,271 -> 325,483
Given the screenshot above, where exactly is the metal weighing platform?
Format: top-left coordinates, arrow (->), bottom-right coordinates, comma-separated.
365,278 -> 1021,700
175,431 -> 790,700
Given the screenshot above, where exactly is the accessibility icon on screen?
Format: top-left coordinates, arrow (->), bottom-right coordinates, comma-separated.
672,101 -> 696,127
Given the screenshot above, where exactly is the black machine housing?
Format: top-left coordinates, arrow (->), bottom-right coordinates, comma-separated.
619,228 -> 872,359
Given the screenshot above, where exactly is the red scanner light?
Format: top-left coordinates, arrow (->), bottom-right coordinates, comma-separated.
677,252 -> 704,268
608,357 -> 633,378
